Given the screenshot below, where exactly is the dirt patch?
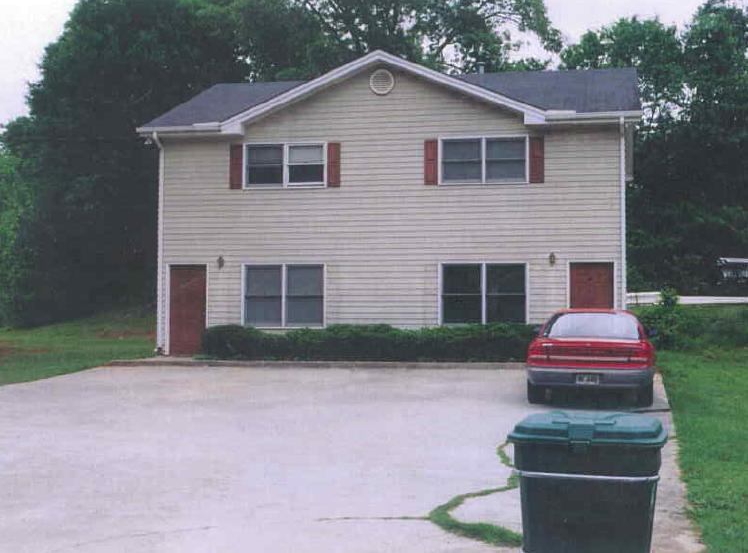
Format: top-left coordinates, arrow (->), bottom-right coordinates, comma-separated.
0,344 -> 50,360
96,329 -> 156,340
0,345 -> 13,360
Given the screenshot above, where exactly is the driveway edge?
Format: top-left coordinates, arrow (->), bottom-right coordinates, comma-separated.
106,358 -> 525,370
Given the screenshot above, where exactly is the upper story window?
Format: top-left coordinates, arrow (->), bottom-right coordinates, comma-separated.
288,145 -> 324,184
247,145 -> 283,186
441,137 -> 527,185
245,143 -> 326,188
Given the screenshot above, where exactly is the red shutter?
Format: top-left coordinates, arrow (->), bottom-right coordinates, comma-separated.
229,144 -> 243,189
529,136 -> 544,183
424,139 -> 438,185
327,142 -> 341,187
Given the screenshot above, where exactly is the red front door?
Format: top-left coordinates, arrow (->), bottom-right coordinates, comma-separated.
570,262 -> 614,308
169,265 -> 206,355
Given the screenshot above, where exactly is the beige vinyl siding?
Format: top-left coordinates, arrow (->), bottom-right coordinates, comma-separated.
159,69 -> 622,342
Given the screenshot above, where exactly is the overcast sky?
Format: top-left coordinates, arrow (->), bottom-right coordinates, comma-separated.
0,0 -> 706,125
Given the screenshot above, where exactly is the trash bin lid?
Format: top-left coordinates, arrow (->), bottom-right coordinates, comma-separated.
508,410 -> 668,448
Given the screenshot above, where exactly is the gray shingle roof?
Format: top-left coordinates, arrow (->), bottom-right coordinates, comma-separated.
455,68 -> 640,112
141,68 -> 638,129
143,81 -> 304,128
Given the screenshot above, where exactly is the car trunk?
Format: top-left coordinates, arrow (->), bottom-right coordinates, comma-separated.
528,338 -> 652,369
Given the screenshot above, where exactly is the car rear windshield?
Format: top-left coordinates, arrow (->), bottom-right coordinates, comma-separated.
546,313 -> 640,340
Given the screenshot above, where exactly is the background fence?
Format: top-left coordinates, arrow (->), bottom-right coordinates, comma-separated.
627,292 -> 748,306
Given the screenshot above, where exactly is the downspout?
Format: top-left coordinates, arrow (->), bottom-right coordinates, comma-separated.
619,117 -> 627,309
152,131 -> 166,354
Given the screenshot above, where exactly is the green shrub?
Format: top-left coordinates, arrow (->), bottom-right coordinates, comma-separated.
417,324 -> 535,361
201,325 -> 266,358
202,323 -> 535,362
635,290 -> 748,350
636,287 -> 688,349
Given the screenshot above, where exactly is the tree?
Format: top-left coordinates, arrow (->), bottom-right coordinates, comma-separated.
233,0 -> 563,80
232,0 -> 347,80
0,0 -> 248,324
0,147 -> 37,325
561,1 -> 748,293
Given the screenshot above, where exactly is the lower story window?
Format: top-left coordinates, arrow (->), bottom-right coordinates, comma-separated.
441,263 -> 526,324
244,264 -> 324,327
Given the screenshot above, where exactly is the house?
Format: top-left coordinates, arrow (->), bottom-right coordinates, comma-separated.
137,50 -> 640,355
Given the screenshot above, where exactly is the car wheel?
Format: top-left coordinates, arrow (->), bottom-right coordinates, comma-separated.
636,382 -> 654,407
527,381 -> 544,404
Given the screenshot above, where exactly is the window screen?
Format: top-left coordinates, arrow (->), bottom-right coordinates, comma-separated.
442,139 -> 482,183
245,265 -> 282,326
441,264 -> 482,323
288,145 -> 324,184
441,137 -> 527,184
486,264 -> 526,323
246,145 -> 283,186
486,138 -> 525,181
286,265 -> 324,325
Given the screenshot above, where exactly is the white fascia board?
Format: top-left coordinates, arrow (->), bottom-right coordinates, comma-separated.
220,50 -> 548,133
137,125 -> 198,135
136,129 -> 241,141
541,110 -> 642,124
136,124 -> 221,136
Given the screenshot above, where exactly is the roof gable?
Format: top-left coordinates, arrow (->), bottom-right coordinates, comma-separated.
218,51 -> 548,134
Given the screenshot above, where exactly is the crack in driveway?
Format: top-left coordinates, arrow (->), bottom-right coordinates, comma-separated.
316,441 -> 522,549
49,525 -> 216,552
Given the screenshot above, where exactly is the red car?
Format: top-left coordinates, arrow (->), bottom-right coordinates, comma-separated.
526,309 -> 655,407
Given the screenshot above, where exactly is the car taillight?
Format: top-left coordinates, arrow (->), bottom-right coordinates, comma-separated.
527,341 -> 549,364
625,343 -> 654,365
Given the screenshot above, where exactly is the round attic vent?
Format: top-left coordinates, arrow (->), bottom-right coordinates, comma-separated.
369,69 -> 395,95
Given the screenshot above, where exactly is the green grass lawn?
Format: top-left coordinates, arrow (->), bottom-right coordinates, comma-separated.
0,307 -> 154,386
660,347 -> 748,553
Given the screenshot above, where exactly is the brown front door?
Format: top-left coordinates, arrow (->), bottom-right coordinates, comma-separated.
169,265 -> 207,355
570,262 -> 614,308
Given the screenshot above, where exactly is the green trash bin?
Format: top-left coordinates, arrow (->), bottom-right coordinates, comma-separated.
508,410 -> 668,553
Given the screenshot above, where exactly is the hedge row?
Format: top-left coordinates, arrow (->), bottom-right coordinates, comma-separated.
202,323 -> 536,362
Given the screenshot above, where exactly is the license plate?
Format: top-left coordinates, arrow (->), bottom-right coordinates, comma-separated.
576,373 -> 600,385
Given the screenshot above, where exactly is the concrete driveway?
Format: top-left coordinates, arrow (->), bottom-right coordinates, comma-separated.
0,365 -> 702,552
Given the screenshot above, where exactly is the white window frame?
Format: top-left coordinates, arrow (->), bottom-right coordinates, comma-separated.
438,261 -> 529,324
243,141 -> 327,189
241,263 -> 326,329
438,135 -> 529,186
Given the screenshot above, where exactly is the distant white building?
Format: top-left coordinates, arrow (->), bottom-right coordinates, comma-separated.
717,258 -> 748,282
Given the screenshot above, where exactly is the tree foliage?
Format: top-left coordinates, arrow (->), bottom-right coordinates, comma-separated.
0,0 -> 246,325
562,1 -> 748,293
233,0 -> 562,79
0,148 -> 36,325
